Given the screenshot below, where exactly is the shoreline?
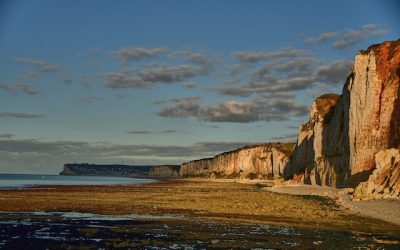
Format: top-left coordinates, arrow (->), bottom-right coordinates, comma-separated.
0,179 -> 399,234
0,173 -> 159,190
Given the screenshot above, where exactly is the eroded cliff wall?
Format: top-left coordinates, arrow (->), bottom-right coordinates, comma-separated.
148,165 -> 180,178
354,148 -> 400,199
289,40 -> 400,188
290,94 -> 340,185
180,143 -> 294,179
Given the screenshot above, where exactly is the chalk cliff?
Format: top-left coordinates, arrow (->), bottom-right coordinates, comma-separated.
180,143 -> 294,179
148,165 -> 180,178
60,40 -> 400,199
354,148 -> 400,199
289,94 -> 340,185
289,39 -> 400,189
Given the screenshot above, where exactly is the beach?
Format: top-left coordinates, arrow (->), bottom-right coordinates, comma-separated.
1,179 -> 400,248
1,179 -> 399,230
267,182 -> 400,226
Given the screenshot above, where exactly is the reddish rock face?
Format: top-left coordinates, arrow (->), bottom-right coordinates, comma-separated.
345,40 -> 400,185
289,40 -> 400,188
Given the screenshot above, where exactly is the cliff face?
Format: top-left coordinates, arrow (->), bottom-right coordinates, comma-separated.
180,143 -> 294,179
60,165 -> 78,175
354,148 -> 400,199
290,94 -> 340,185
148,165 -> 180,178
289,40 -> 400,188
60,163 -> 181,178
60,164 -> 153,177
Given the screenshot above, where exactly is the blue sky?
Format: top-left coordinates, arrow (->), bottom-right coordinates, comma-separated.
0,0 -> 399,173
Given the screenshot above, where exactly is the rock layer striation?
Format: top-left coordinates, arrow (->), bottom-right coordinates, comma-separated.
179,143 -> 294,179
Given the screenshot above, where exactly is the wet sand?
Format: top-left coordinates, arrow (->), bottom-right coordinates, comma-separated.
1,211 -> 399,249
1,179 -> 400,249
0,179 -> 399,233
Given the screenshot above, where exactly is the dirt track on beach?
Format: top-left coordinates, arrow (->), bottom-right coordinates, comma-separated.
267,183 -> 400,226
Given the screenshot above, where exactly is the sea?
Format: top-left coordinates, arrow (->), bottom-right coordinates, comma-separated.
0,173 -> 156,189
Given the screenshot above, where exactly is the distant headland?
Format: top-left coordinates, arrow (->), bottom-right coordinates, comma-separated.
60,163 -> 180,178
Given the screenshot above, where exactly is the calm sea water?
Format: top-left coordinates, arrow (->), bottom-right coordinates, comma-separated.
0,174 -> 156,189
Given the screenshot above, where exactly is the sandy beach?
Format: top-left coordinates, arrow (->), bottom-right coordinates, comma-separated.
266,183 -> 400,226
206,177 -> 400,226
1,179 -> 400,248
1,179 -> 399,233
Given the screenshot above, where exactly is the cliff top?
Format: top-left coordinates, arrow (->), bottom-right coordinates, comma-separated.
300,93 -> 340,132
216,142 -> 295,157
150,165 -> 180,170
358,39 -> 400,56
314,93 -> 340,117
359,39 -> 400,98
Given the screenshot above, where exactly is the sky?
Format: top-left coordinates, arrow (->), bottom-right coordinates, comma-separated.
0,0 -> 399,174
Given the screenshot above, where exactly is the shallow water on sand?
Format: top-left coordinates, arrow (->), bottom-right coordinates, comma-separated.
0,212 -> 399,249
0,173 -> 155,189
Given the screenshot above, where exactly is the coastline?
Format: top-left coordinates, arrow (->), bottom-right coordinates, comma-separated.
0,173 -> 158,190
59,172 -> 157,179
0,179 -> 399,234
